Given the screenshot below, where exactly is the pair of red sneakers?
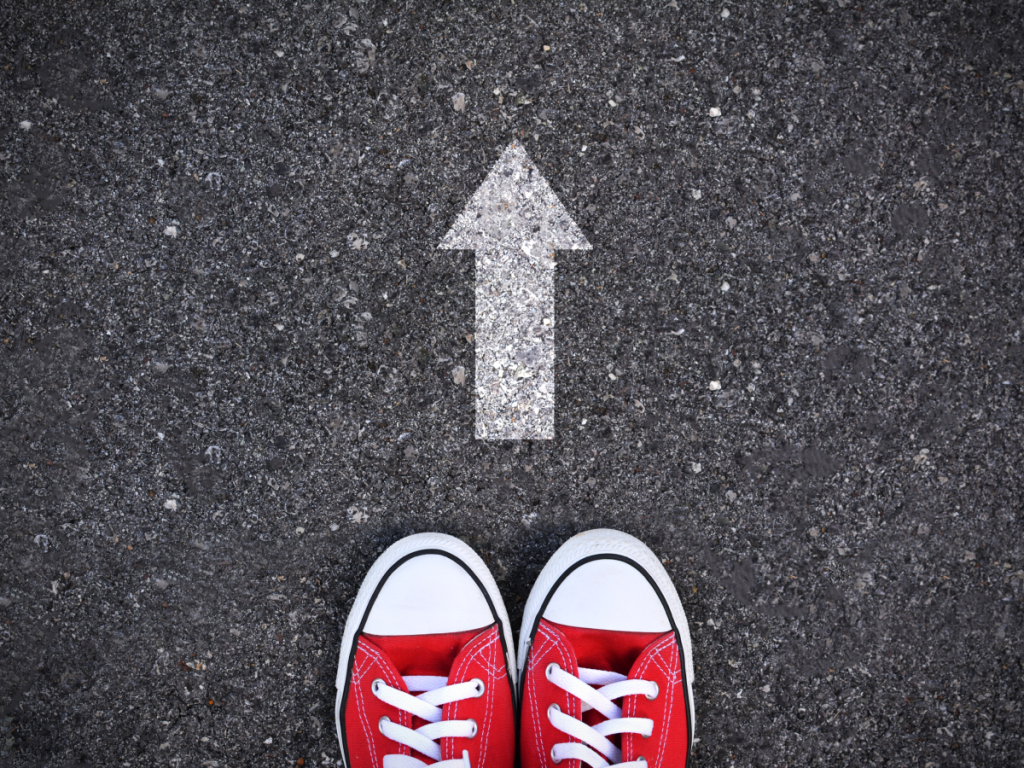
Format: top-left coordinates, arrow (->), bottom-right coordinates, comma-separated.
335,530 -> 695,768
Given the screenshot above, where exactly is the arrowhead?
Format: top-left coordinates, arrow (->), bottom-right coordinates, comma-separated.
438,143 -> 591,251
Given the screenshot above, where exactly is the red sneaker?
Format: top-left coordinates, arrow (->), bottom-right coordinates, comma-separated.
518,530 -> 695,768
335,533 -> 517,768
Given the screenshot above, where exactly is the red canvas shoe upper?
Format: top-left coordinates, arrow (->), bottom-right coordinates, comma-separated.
521,619 -> 690,768
336,535 -> 518,768
343,624 -> 515,768
517,530 -> 695,768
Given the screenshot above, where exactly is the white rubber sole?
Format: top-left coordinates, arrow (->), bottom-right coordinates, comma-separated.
334,532 -> 516,765
517,529 -> 696,741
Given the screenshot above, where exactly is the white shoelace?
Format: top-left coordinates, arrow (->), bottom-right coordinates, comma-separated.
545,663 -> 657,768
373,674 -> 483,768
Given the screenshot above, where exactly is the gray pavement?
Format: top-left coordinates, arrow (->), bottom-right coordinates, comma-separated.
1,1 -> 1023,766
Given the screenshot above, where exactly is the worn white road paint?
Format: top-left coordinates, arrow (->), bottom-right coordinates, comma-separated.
439,143 -> 590,440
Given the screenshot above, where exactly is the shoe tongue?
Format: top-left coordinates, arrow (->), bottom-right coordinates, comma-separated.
545,619 -> 667,677
364,625 -> 493,678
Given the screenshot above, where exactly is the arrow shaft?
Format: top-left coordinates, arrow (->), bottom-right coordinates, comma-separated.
475,246 -> 555,440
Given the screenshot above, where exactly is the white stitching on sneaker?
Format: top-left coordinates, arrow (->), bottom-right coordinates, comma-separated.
546,665 -> 656,768
624,635 -> 677,768
532,624 -> 575,765
447,628 -> 496,763
476,633 -> 495,765
356,644 -> 406,768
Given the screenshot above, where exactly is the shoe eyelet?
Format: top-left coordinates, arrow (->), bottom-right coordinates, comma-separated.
378,716 -> 390,734
471,678 -> 485,698
467,718 -> 478,739
645,682 -> 660,701
636,756 -> 647,764
545,662 -> 560,680
547,703 -> 561,722
371,678 -> 384,695
550,746 -> 562,764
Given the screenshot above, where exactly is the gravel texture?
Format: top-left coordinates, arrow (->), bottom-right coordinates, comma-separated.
1,1 -> 1023,766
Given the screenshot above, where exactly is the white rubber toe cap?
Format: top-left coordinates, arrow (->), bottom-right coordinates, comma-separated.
518,529 -> 693,687
336,533 -> 517,765
363,553 -> 494,636
542,558 -> 671,632
518,529 -> 695,747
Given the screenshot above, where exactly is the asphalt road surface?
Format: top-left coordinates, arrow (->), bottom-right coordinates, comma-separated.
2,1 -> 1023,766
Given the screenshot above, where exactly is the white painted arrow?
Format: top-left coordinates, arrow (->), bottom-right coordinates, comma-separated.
438,143 -> 591,440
